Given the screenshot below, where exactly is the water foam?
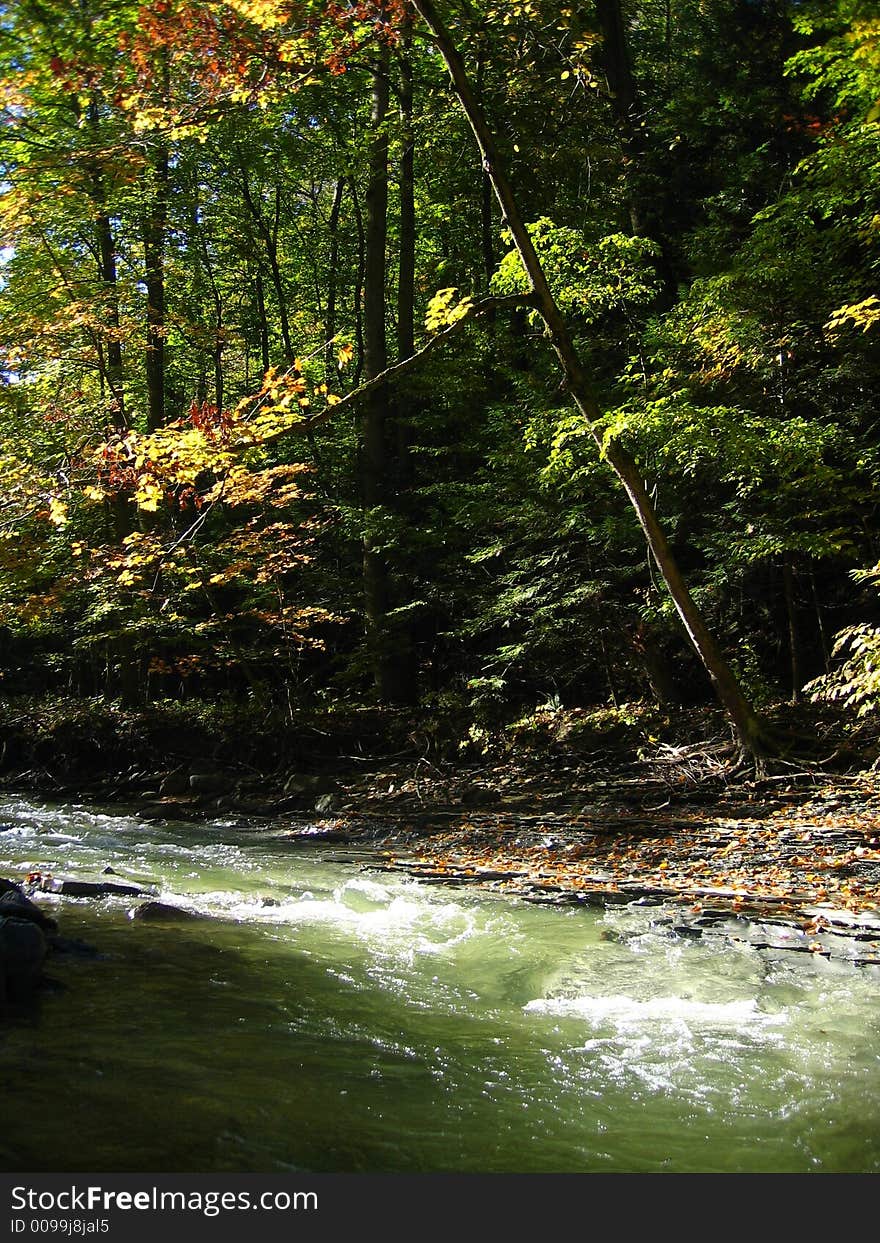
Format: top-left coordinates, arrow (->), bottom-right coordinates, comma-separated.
523,993 -> 784,1029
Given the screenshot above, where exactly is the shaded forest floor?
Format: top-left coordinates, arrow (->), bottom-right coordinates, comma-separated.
3,696 -> 880,964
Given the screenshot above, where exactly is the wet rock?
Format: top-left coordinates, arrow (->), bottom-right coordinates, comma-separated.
284,774 -> 338,797
36,877 -> 148,898
159,769 -> 190,797
206,795 -> 236,813
189,772 -> 230,795
101,866 -> 118,875
137,802 -> 194,822
0,916 -> 47,997
460,785 -> 501,808
269,794 -> 310,813
314,793 -> 341,815
0,888 -> 57,932
231,800 -> 277,817
129,900 -> 203,922
285,826 -> 352,844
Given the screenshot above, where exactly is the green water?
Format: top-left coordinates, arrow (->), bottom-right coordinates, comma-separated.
1,793 -> 878,1173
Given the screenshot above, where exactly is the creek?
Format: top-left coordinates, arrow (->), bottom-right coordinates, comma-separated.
1,793 -> 878,1173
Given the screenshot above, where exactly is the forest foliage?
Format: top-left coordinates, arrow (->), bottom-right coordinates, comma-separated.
0,0 -> 878,745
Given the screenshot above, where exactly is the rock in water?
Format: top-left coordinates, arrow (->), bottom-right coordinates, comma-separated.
137,802 -> 193,822
0,888 -> 57,932
0,917 -> 47,998
129,901 -> 202,922
38,877 -> 147,898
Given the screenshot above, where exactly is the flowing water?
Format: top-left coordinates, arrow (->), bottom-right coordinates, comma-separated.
1,793 -> 878,1173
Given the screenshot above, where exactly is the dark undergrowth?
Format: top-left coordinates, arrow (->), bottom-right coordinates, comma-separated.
0,693 -> 876,801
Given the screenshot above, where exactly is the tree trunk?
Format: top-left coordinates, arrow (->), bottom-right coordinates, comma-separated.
199,218 -> 225,411
240,172 -> 294,361
594,0 -> 644,236
255,272 -> 271,376
361,48 -> 397,701
143,143 -> 168,432
95,209 -> 126,429
783,556 -> 802,704
325,178 -> 345,384
476,45 -> 496,293
632,623 -> 678,706
409,0 -> 766,757
349,175 -> 367,385
391,25 -> 417,698
397,33 -> 416,365
396,27 -> 416,485
86,98 -> 126,430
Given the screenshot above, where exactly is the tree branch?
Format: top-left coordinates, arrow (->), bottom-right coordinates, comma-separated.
250,292 -> 538,444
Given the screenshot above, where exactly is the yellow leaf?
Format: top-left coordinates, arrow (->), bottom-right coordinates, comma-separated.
48,498 -> 68,527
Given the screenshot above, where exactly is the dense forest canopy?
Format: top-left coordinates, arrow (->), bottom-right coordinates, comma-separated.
0,0 -> 878,754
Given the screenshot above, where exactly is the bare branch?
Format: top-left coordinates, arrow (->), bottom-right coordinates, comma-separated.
253,292 -> 538,445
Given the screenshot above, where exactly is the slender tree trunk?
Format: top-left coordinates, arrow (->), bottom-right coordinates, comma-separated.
240,172 -> 294,360
349,175 -> 367,385
599,632 -> 621,708
396,26 -> 416,482
391,24 -> 418,699
95,210 -> 126,427
783,556 -> 802,704
361,48 -> 397,700
810,563 -> 831,673
476,42 -> 496,293
633,623 -> 678,706
410,0 -> 766,756
255,272 -> 271,376
143,143 -> 168,431
325,178 -> 345,384
199,221 -> 225,411
83,114 -> 137,702
594,0 -> 644,236
398,36 -> 416,364
86,99 -> 126,430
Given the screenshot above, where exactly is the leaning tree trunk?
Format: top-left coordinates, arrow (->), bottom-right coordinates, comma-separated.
409,0 -> 767,757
